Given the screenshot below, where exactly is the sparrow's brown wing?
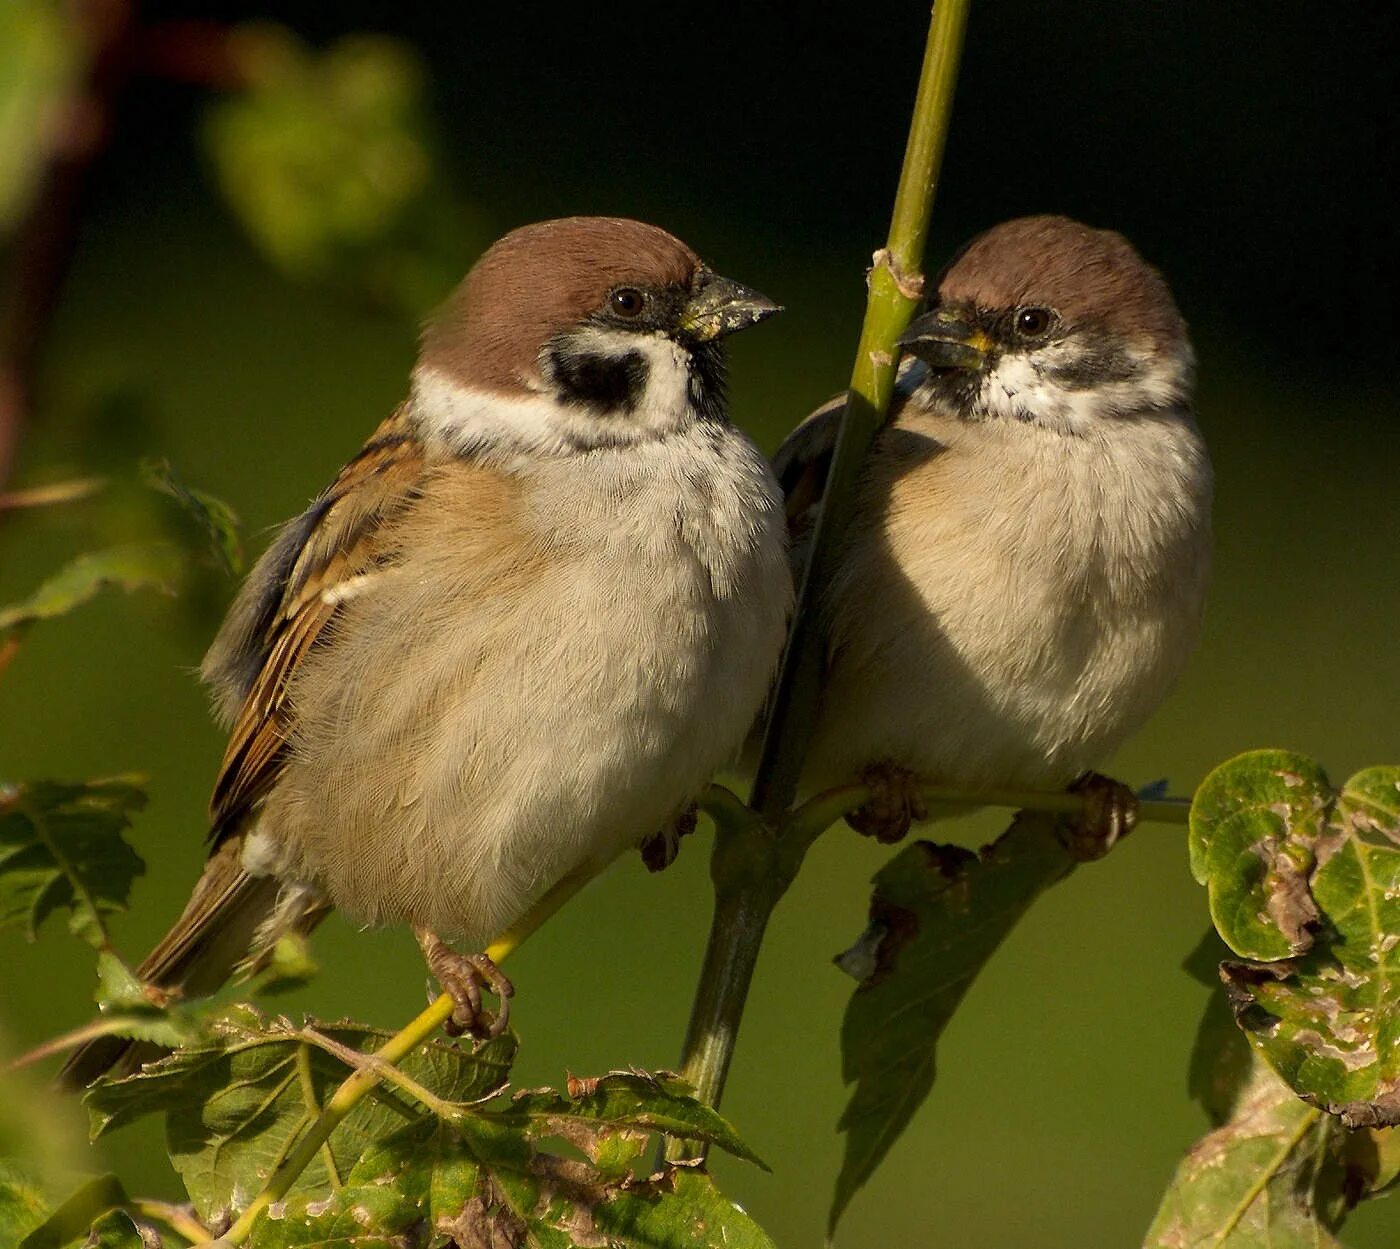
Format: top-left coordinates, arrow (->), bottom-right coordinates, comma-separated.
60,409 -> 430,1089
206,405 -> 428,846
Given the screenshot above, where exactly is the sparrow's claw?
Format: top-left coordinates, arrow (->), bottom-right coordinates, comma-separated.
415,929 -> 515,1038
1065,772 -> 1139,861
640,803 -> 699,873
846,762 -> 928,844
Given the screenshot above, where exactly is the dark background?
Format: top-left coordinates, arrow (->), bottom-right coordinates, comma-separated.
2,4 -> 1397,1246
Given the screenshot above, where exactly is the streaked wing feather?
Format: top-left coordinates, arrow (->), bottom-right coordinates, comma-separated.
208,408 -> 425,843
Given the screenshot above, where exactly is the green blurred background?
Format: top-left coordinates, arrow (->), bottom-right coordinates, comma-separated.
2,3 -> 1396,1245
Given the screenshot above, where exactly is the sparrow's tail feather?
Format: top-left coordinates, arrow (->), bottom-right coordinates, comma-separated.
58,839 -> 321,1090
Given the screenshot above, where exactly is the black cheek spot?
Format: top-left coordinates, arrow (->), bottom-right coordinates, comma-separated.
552,349 -> 650,414
1046,343 -> 1144,390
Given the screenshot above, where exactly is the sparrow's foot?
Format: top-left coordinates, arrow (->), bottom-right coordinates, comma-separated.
846,762 -> 928,844
1065,772 -> 1139,861
640,803 -> 699,873
415,928 -> 514,1038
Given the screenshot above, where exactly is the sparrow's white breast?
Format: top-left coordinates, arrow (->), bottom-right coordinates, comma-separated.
806,398 -> 1211,791
255,412 -> 791,945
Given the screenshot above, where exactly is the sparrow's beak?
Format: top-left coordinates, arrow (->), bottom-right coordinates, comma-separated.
897,309 -> 993,370
681,273 -> 781,343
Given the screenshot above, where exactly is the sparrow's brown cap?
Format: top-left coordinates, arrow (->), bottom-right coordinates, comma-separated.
937,215 -> 1185,347
421,217 -> 704,394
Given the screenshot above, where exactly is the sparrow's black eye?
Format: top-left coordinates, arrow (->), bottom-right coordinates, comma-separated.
1014,307 -> 1055,338
609,288 -> 648,318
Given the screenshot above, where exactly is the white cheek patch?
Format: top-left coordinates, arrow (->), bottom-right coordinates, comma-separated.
977,339 -> 1190,435
567,327 -> 695,437
412,329 -> 701,459
411,367 -> 593,458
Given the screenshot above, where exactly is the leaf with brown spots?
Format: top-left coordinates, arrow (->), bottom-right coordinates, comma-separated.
1145,1054 -> 1347,1248
83,1004 -> 772,1247
1190,754 -> 1400,1128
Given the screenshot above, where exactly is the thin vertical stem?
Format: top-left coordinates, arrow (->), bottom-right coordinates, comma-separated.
674,0 -> 972,1131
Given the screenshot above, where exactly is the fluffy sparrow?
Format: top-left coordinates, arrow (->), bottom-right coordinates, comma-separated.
776,215 -> 1211,843
64,216 -> 792,1084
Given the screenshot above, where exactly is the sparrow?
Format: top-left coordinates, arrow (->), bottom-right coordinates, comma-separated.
63,216 -> 792,1085
775,215 -> 1211,843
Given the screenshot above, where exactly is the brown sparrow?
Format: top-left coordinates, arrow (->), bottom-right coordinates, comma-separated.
776,215 -> 1211,841
64,217 -> 792,1084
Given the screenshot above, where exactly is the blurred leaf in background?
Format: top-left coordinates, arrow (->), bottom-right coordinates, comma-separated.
0,0 -> 85,236
204,23 -> 482,316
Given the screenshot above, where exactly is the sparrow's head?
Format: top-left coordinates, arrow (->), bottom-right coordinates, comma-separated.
413,217 -> 778,456
900,216 -> 1193,434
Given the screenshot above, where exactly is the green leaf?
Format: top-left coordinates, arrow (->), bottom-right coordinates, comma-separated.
1189,750 -> 1332,962
76,1209 -> 144,1249
85,1003 -> 771,1244
1145,1057 -> 1343,1248
86,1006 -> 516,1227
1192,755 -> 1400,1127
0,778 -> 146,949
18,1173 -> 127,1249
0,545 -> 182,634
829,812 -> 1077,1234
141,459 -> 244,575
258,1118 -> 774,1249
507,1070 -> 767,1170
0,1159 -> 55,1247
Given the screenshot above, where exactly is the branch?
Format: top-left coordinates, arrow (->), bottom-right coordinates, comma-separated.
219,992 -> 457,1243
216,865 -> 595,1245
750,0 -> 970,819
671,0 -> 972,1137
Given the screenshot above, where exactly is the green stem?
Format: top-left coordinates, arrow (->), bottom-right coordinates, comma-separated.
217,993 -> 456,1244
672,2 -> 968,1142
213,864 -> 591,1246
789,781 -> 1192,839
751,0 -> 970,818
674,0 -> 972,1136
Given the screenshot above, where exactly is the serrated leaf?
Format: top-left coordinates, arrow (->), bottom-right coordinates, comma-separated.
1145,1057 -> 1343,1248
508,1070 -> 766,1170
85,1007 -> 516,1227
830,812 -> 1077,1235
141,459 -> 244,575
0,779 -> 146,949
18,1173 -> 127,1249
1192,756 -> 1400,1127
259,1117 -> 774,1249
0,546 -> 181,634
83,1001 -> 772,1245
0,1159 -> 55,1247
1189,750 -> 1332,961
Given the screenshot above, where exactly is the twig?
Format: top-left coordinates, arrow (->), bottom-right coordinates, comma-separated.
218,992 -> 458,1244
670,0 -> 972,1139
213,866 -> 594,1245
0,476 -> 104,511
